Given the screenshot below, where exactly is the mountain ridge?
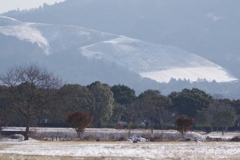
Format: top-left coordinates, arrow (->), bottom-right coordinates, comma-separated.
0,15 -> 238,97
3,0 -> 239,79
0,16 -> 237,84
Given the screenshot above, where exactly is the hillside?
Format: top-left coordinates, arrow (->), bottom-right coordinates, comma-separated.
2,0 -> 240,78
0,16 -> 239,97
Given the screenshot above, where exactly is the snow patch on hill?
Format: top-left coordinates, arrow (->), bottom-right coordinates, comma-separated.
0,17 -> 50,55
31,23 -> 116,53
0,16 -> 21,26
140,67 -> 238,83
79,36 -> 237,83
0,16 -> 238,84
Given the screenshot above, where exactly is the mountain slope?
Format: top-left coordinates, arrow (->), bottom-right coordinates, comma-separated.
0,17 -> 237,83
79,36 -> 237,83
0,16 -> 238,96
3,0 -> 240,78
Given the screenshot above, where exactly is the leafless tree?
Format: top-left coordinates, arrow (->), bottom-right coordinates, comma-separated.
0,63 -> 62,140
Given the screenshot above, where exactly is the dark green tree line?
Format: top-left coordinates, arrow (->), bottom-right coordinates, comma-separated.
1,64 -> 240,137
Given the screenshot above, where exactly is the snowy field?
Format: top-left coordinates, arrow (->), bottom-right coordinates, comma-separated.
1,140 -> 240,159
0,128 -> 240,159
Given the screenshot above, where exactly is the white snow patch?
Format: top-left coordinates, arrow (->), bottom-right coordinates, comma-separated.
0,23 -> 50,55
140,67 -> 238,83
104,35 -> 140,44
79,35 -> 238,83
0,16 -> 21,26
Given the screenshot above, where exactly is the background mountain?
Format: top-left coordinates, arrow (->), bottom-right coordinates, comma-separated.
3,0 -> 240,78
0,0 -> 240,98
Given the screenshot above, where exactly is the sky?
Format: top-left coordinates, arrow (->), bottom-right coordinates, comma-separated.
0,0 -> 65,14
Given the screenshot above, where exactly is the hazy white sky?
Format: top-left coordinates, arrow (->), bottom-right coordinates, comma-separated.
0,0 -> 65,14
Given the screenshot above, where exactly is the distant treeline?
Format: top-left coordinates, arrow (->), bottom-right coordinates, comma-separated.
0,64 -> 240,139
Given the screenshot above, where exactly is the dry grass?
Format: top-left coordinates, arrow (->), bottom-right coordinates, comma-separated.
0,154 -> 139,160
0,154 -> 73,160
0,144 -> 12,150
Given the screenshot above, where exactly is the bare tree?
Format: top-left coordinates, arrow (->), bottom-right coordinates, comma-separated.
0,63 -> 62,140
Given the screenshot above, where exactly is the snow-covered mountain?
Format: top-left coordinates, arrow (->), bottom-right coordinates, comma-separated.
0,16 -> 237,83
79,36 -> 237,83
0,16 -> 238,95
4,0 -> 239,79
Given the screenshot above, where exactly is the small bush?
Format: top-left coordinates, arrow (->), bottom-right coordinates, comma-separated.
175,115 -> 194,139
104,133 -> 118,141
230,135 -> 240,142
118,134 -> 128,141
114,123 -> 123,129
82,134 -> 98,141
29,130 -> 47,140
65,110 -> 93,138
9,134 -> 24,140
152,133 -> 164,142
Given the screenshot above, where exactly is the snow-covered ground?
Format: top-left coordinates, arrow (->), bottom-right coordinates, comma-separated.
0,139 -> 240,159
1,127 -> 205,142
2,127 -> 239,140
1,127 -> 240,159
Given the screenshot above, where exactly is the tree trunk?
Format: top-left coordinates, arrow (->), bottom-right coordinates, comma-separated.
181,132 -> 185,140
97,120 -> 102,128
150,124 -> 154,134
145,122 -> 149,129
24,116 -> 30,140
222,127 -> 225,136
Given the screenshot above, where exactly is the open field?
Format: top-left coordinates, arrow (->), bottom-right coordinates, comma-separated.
1,141 -> 240,160
1,128 -> 240,159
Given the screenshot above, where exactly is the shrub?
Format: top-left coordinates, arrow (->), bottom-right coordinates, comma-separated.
114,123 -> 123,129
230,135 -> 240,142
175,115 -> 194,139
65,110 -> 93,138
